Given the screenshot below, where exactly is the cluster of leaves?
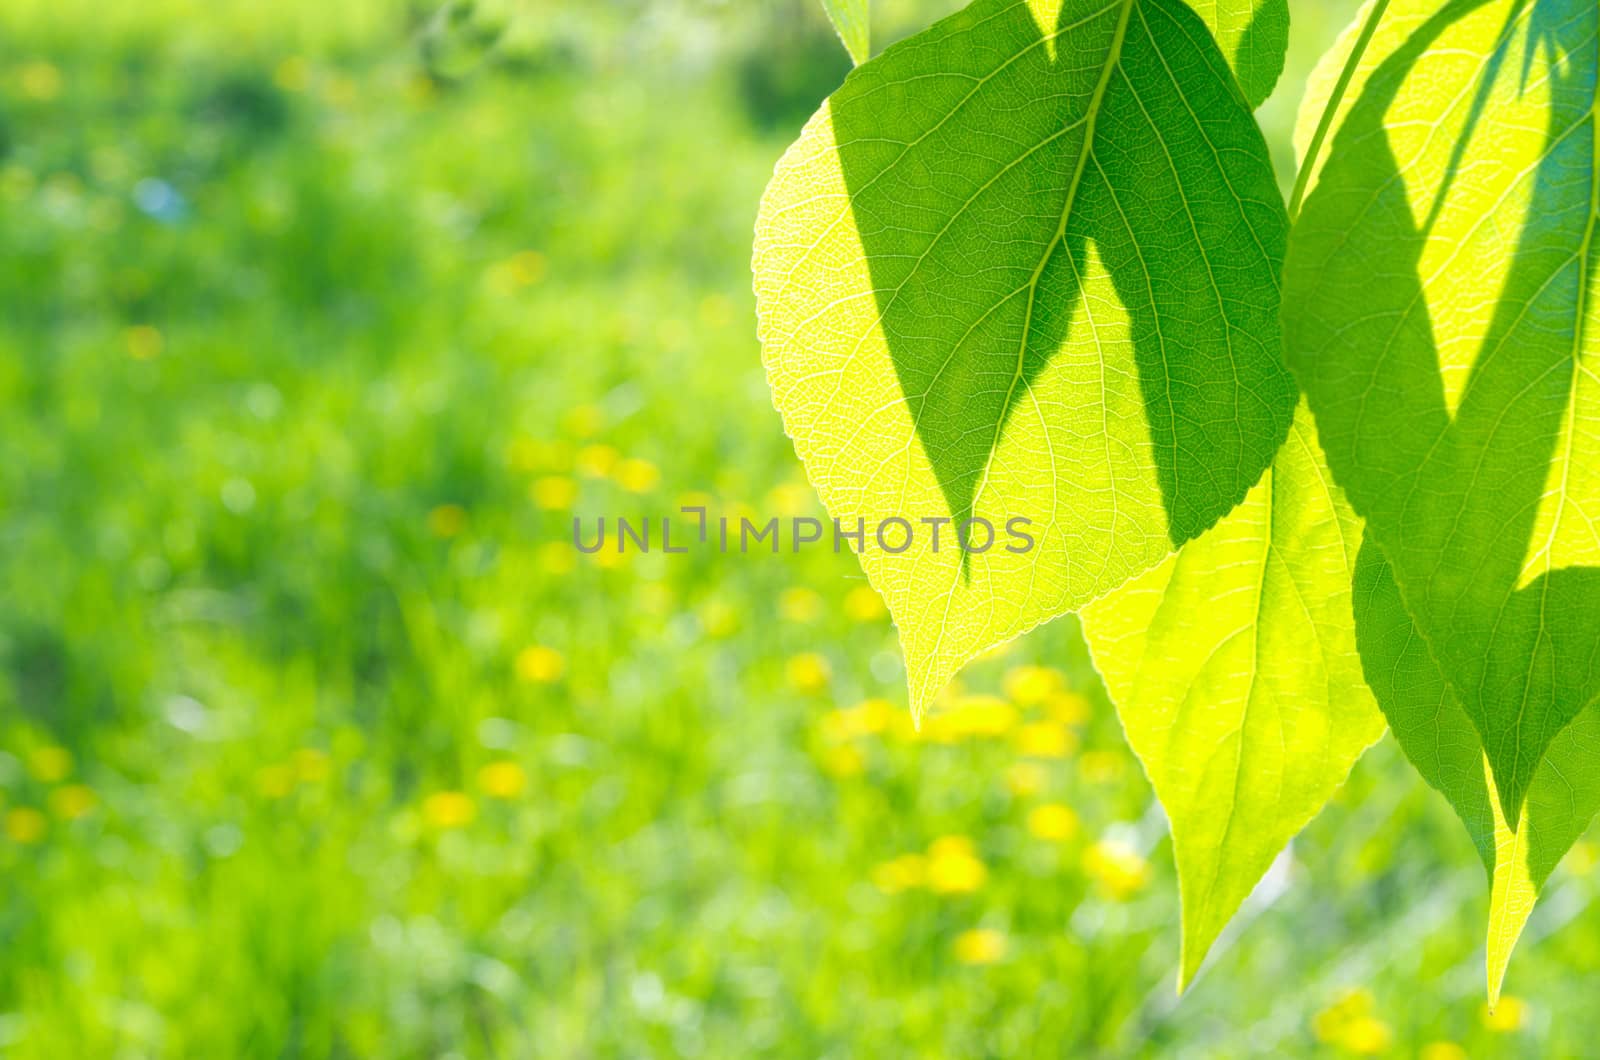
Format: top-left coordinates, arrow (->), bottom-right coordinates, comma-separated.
756,0 -> 1600,999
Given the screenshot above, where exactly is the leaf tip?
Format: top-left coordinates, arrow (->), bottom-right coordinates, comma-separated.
1175,939 -> 1209,997
1486,944 -> 1511,1013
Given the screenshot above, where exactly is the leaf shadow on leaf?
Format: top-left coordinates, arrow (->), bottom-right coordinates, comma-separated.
1290,0 -> 1600,823
1354,537 -> 1600,891
1353,535 -> 1600,997
826,0 -> 1296,575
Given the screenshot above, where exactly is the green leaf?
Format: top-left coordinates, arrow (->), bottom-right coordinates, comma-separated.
1282,0 -> 1600,818
1353,542 -> 1600,1004
1184,0 -> 1290,108
820,0 -> 870,65
753,0 -> 1297,715
823,0 -> 1287,98
1083,404 -> 1384,989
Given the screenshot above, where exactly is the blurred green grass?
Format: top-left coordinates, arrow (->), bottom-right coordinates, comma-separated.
0,0 -> 1596,1056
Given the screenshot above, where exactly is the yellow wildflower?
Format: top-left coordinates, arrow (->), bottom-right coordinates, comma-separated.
124,324 -> 163,360
819,743 -> 865,779
953,928 -> 1008,965
1005,762 -> 1047,797
1313,989 -> 1392,1054
1083,839 -> 1149,900
855,697 -> 900,733
292,748 -> 330,783
515,645 -> 565,683
1312,989 -> 1371,1039
422,791 -> 476,829
764,482 -> 815,517
1015,721 -> 1077,759
522,438 -> 572,471
699,598 -> 740,638
1011,723 -> 1075,765
786,653 -> 832,694
721,501 -> 758,531
925,695 -> 1017,742
1044,692 -> 1093,726
404,73 -> 434,105
273,56 -> 309,92
1339,1018 -> 1394,1055
592,548 -> 628,570
5,808 -> 46,844
575,444 -> 620,477
637,584 -> 672,615
930,835 -> 976,859
779,587 -> 823,624
427,503 -> 467,538
1002,665 -> 1065,706
871,854 -> 927,894
539,541 -> 575,575
1420,1044 -> 1469,1060
503,250 -> 547,287
821,699 -> 898,742
1482,996 -> 1527,1033
506,437 -> 543,472
27,746 -> 72,783
562,404 -> 604,438
842,585 -> 885,622
1027,803 -> 1079,842
18,61 -> 62,101
927,835 -> 988,894
477,761 -> 527,799
531,476 -> 577,510
615,458 -> 660,493
256,763 -> 296,799
49,785 -> 96,821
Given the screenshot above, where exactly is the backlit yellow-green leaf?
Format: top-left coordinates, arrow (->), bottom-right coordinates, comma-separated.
754,0 -> 1297,715
1083,404 -> 1384,989
1353,543 -> 1600,1004
1296,0 -> 1600,1001
1283,0 -> 1600,819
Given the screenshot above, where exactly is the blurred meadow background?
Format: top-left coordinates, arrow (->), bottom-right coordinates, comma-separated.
2,0 -> 1598,1055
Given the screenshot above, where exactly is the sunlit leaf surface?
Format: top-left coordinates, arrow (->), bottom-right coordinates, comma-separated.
1084,404 -> 1384,988
754,0 -> 1296,714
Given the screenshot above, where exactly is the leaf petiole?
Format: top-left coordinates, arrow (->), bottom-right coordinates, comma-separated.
1287,0 -> 1392,222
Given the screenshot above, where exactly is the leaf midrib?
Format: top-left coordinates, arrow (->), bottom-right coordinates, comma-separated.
778,0 -> 1130,485
967,0 -> 1137,521
920,0 -> 1138,708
